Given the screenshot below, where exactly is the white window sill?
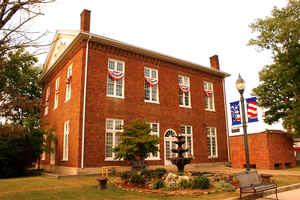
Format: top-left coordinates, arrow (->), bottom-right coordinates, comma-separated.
64,99 -> 70,103
205,109 -> 215,112
106,95 -> 125,99
208,156 -> 218,159
144,100 -> 160,104
179,105 -> 192,109
61,159 -> 68,162
145,158 -> 161,161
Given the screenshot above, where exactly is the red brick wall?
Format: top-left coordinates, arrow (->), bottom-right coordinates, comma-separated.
230,132 -> 296,169
41,42 -> 86,168
83,42 -> 228,167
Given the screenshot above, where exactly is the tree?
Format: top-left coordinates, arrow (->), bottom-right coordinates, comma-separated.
113,119 -> 160,162
0,48 -> 41,125
0,0 -> 55,56
249,0 -> 300,136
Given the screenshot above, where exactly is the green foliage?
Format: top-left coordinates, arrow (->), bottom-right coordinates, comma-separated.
140,169 -> 152,178
153,168 -> 167,178
129,173 -> 145,186
151,179 -> 165,189
177,179 -> 192,189
113,119 -> 160,161
120,171 -> 132,182
191,176 -> 210,189
0,118 -> 55,178
249,1 -> 300,136
213,180 -> 236,192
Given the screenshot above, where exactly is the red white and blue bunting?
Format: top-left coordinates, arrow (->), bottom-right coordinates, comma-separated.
55,89 -> 60,95
108,70 -> 124,80
203,90 -> 212,97
65,75 -> 72,84
179,84 -> 190,93
144,77 -> 158,87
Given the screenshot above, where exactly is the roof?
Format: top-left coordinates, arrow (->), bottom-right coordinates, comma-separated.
41,31 -> 230,82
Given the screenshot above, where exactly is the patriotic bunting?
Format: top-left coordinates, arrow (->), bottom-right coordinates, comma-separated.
55,89 -> 60,95
179,84 -> 189,93
66,75 -> 72,84
108,70 -> 124,80
230,101 -> 241,126
144,77 -> 158,86
246,97 -> 258,123
203,90 -> 212,97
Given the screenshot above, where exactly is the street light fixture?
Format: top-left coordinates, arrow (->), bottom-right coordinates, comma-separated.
236,74 -> 250,171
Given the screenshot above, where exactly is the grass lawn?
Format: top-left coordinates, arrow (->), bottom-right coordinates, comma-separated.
1,174 -> 300,200
0,175 -> 236,200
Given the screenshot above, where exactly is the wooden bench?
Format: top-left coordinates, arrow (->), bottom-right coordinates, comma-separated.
235,170 -> 278,199
101,166 -> 122,177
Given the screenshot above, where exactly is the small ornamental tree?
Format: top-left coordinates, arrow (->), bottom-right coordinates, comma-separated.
113,119 -> 160,162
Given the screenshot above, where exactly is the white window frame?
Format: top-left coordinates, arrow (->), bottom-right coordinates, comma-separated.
105,118 -> 124,160
44,86 -> 50,116
54,77 -> 60,109
146,122 -> 160,160
144,67 -> 159,103
207,127 -> 218,158
180,125 -> 193,157
63,120 -> 70,161
179,75 -> 191,108
106,59 -> 125,99
65,64 -> 72,102
204,81 -> 215,111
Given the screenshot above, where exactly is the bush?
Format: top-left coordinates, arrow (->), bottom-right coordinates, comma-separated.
129,173 -> 145,186
153,168 -> 167,178
140,169 -> 152,177
213,180 -> 236,192
178,179 -> 192,189
120,171 -> 131,181
191,176 -> 210,189
151,179 -> 165,189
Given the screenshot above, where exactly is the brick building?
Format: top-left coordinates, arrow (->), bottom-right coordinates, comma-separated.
40,9 -> 230,174
230,130 -> 296,169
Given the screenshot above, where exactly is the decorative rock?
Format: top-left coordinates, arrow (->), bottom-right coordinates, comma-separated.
165,173 -> 178,188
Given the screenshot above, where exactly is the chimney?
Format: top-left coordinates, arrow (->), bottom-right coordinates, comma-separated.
80,9 -> 91,32
209,55 -> 220,70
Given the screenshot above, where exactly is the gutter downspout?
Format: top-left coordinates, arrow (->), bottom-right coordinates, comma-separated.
81,35 -> 92,169
223,79 -> 231,162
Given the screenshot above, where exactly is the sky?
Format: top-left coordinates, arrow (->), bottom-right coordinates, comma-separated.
35,0 -> 288,135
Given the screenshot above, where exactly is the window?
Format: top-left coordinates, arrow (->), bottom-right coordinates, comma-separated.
180,125 -> 193,157
107,59 -> 125,98
146,123 -> 160,160
41,135 -> 46,160
207,127 -> 218,158
179,75 -> 191,107
65,64 -> 72,102
144,67 -> 159,103
105,119 -> 123,160
204,81 -> 215,111
44,87 -> 50,116
63,120 -> 70,161
54,77 -> 60,109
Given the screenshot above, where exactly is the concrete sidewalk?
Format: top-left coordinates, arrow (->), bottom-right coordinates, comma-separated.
258,188 -> 300,200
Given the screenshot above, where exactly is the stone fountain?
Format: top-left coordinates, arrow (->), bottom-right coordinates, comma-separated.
170,135 -> 193,172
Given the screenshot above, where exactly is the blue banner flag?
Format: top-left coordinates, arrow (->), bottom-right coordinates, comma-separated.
230,101 -> 241,126
246,97 -> 258,123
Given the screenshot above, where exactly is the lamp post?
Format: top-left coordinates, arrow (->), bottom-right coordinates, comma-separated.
236,74 -> 250,171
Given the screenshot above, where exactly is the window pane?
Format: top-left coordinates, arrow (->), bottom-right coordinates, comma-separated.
185,92 -> 190,106
207,137 -> 211,157
117,62 -> 123,72
106,120 -> 113,130
151,70 -> 157,79
180,126 -> 185,134
178,76 -> 183,84
115,120 -> 122,130
179,90 -> 183,105
187,136 -> 192,155
212,137 -> 216,156
107,76 -> 114,95
205,96 -> 209,109
108,60 -> 115,70
144,81 -> 150,100
144,68 -> 150,77
187,126 -> 191,134
115,132 -> 120,146
152,85 -> 158,101
105,132 -> 113,158
152,123 -> 158,133
209,96 -> 214,110
116,79 -> 123,96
